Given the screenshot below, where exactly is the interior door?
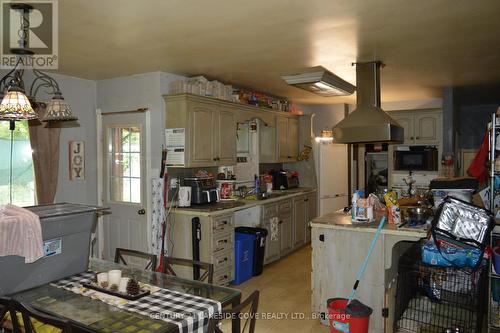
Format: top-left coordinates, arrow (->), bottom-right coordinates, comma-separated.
101,112 -> 148,260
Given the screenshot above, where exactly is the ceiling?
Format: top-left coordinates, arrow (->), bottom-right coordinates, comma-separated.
56,0 -> 500,104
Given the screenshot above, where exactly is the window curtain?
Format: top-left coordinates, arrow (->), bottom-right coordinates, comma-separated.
28,103 -> 61,204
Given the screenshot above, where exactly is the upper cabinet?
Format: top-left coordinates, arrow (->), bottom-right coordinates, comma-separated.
165,95 -> 237,167
277,117 -> 299,162
165,94 -> 300,167
389,109 -> 442,145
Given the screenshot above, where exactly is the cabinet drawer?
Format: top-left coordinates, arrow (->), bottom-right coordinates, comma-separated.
211,249 -> 233,271
213,267 -> 233,286
212,231 -> 233,254
212,215 -> 234,233
263,204 -> 278,219
278,200 -> 292,215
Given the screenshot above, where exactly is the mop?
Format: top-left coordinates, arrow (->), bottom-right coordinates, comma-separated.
330,216 -> 387,333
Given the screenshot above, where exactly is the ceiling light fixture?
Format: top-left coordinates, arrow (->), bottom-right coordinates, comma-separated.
0,3 -> 78,123
282,66 -> 356,97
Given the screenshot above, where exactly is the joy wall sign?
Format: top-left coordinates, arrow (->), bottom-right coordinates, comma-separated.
69,141 -> 85,180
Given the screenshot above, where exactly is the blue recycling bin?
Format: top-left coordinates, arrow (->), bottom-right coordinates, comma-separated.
232,232 -> 255,285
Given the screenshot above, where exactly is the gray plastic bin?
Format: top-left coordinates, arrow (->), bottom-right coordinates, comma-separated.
0,203 -> 106,295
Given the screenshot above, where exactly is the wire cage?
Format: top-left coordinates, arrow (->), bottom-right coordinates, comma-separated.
394,241 -> 487,333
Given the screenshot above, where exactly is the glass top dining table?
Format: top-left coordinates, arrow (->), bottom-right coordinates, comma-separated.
10,258 -> 242,333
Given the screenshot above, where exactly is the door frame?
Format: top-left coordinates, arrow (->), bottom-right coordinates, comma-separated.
96,108 -> 152,259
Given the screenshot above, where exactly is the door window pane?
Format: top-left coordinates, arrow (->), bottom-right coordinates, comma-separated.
108,126 -> 141,203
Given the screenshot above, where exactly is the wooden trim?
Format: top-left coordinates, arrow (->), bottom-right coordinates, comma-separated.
101,108 -> 149,116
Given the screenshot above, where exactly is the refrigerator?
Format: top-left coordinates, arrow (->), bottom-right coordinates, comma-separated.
314,142 -> 349,216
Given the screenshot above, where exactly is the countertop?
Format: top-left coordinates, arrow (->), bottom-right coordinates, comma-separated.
311,211 -> 428,237
171,187 -> 317,216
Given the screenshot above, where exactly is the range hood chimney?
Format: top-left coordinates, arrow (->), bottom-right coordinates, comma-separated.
332,61 -> 404,143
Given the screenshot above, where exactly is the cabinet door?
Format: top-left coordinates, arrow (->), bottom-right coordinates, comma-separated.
263,219 -> 280,265
390,113 -> 414,143
277,117 -> 289,162
293,197 -> 306,249
188,103 -> 216,167
279,216 -> 293,256
216,108 -> 237,165
414,113 -> 440,144
305,193 -> 318,243
287,118 -> 299,161
259,117 -> 277,163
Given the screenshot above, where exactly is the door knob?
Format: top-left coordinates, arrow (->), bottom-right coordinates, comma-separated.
137,209 -> 146,215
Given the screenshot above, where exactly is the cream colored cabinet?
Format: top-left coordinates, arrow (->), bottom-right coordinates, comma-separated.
277,117 -> 299,162
305,192 -> 318,243
259,116 -> 277,163
216,107 -> 237,165
389,110 -> 441,145
165,95 -> 236,167
188,102 -> 217,166
293,196 -> 307,248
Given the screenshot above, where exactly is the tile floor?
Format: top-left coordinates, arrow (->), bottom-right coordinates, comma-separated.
228,245 -> 330,332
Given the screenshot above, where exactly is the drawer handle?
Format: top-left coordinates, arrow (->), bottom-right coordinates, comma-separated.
217,239 -> 228,245
279,220 -> 283,225
218,257 -> 228,264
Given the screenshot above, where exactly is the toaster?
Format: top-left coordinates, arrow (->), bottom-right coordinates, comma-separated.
183,177 -> 219,205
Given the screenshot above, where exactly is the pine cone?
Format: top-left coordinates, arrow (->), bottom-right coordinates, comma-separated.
126,279 -> 140,295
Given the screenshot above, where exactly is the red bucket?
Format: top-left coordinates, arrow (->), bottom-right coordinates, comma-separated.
327,298 -> 372,333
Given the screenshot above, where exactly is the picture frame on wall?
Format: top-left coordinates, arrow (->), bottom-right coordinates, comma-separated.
69,140 -> 85,180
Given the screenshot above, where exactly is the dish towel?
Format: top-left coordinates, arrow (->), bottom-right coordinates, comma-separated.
0,204 -> 44,263
150,177 -> 165,259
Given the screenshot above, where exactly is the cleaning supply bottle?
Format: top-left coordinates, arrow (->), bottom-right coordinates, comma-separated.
254,175 -> 261,194
351,191 -> 359,221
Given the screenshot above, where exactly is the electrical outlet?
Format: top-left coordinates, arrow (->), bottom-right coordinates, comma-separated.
170,177 -> 179,190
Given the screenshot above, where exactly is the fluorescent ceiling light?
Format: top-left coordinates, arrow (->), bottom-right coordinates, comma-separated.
282,66 -> 356,97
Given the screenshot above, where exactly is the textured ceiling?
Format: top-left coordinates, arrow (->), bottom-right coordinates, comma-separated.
55,0 -> 500,104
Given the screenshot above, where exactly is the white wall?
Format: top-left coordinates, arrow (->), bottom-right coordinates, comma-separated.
299,103 -> 347,137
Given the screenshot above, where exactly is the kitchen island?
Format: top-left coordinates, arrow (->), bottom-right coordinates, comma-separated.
311,212 -> 427,333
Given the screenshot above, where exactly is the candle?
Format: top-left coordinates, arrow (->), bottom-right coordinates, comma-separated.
119,277 -> 130,293
96,272 -> 108,288
108,270 -> 122,287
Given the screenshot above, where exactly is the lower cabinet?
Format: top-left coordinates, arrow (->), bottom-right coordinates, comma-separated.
305,192 -> 318,243
279,215 -> 293,256
293,197 -> 307,248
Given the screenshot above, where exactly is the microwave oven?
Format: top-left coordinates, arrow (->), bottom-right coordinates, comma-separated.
394,145 -> 438,171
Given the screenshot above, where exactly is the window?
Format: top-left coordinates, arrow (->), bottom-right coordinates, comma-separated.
108,126 -> 141,203
0,121 -> 35,206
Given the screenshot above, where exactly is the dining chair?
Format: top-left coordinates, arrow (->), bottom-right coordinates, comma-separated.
207,291 -> 260,333
12,300 -> 73,333
0,296 -> 20,333
162,256 -> 214,284
114,248 -> 158,271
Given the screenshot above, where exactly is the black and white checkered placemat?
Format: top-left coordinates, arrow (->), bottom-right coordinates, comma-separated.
52,271 -> 222,333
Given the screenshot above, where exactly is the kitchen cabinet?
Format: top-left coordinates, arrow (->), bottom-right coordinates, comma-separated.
216,107 -> 237,165
277,117 -> 299,162
165,94 -> 299,166
278,199 -> 293,256
293,192 -> 318,248
305,192 -> 318,243
262,203 -> 280,265
165,95 -> 237,167
168,212 -> 235,286
293,197 -> 306,248
389,109 -> 441,145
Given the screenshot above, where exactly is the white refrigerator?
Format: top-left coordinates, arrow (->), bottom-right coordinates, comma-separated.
314,142 -> 349,216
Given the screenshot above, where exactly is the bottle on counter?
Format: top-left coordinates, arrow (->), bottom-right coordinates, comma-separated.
254,174 -> 261,194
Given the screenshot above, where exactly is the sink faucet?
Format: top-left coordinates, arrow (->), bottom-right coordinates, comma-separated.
403,171 -> 417,197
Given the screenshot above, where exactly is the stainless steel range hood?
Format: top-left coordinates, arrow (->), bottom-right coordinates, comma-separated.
332,61 -> 404,143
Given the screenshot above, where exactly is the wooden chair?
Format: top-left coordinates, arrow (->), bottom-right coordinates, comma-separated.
207,291 -> 260,333
114,248 -> 158,271
0,296 -> 20,333
13,300 -> 73,333
162,256 -> 214,284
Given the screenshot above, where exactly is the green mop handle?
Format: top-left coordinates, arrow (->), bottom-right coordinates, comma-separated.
347,216 -> 387,305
